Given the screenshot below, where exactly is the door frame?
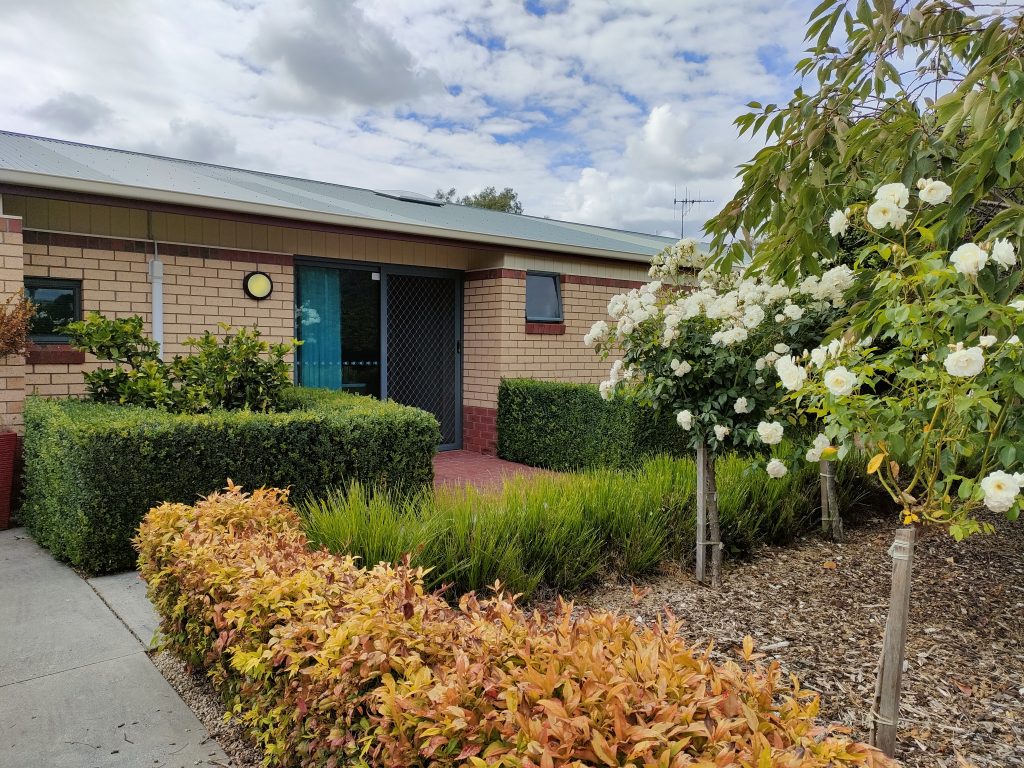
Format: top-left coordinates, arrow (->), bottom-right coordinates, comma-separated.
293,257 -> 464,450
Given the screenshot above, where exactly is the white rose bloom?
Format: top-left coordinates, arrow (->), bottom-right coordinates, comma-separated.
950,243 -> 988,276
828,209 -> 849,237
991,238 -> 1016,269
980,470 -> 1021,514
607,295 -> 627,318
774,342 -> 791,355
944,346 -> 985,377
979,335 -> 998,348
676,409 -> 693,430
766,459 -> 788,479
713,424 -> 731,441
775,355 -> 808,392
1008,335 -> 1021,345
757,420 -> 784,445
824,366 -> 859,397
916,178 -> 952,205
867,199 -> 910,230
617,316 -> 635,336
742,305 -> 766,329
734,397 -> 750,414
805,433 -> 832,462
783,303 -> 804,320
875,182 -> 910,207
754,357 -> 767,371
810,347 -> 828,368
670,359 -> 692,376
1009,299 -> 1024,312
599,380 -> 614,400
774,313 -> 786,323
583,320 -> 609,348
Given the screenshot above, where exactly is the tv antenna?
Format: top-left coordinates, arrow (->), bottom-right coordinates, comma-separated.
673,186 -> 713,238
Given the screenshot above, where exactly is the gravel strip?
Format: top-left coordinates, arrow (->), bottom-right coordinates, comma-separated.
150,650 -> 263,768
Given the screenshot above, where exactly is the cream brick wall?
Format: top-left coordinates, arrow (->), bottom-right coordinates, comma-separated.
463,270 -> 645,410
23,242 -> 295,398
0,219 -> 25,430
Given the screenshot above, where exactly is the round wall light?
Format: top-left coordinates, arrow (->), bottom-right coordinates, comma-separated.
243,271 -> 274,300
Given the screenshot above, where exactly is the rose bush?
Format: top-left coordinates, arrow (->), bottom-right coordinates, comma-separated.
775,176 -> 1023,539
586,238 -> 852,473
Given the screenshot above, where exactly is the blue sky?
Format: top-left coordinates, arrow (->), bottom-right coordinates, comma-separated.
0,0 -> 820,237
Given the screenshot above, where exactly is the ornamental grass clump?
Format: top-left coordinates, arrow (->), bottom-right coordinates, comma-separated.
137,484 -> 893,768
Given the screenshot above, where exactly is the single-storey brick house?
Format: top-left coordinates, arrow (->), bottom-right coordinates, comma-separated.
0,131 -> 670,452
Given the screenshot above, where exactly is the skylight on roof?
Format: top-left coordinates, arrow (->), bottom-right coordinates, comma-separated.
373,189 -> 445,206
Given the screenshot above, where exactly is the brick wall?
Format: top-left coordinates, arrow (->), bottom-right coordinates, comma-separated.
461,268 -> 644,453
22,235 -> 294,398
0,216 -> 25,431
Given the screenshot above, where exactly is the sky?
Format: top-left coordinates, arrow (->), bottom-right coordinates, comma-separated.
0,0 -> 819,238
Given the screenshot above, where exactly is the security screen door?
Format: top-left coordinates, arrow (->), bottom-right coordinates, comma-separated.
295,263 -> 462,450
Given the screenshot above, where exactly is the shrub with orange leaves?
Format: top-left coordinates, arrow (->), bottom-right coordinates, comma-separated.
137,484 -> 894,768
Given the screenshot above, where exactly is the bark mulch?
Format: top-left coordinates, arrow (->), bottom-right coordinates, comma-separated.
577,515 -> 1024,768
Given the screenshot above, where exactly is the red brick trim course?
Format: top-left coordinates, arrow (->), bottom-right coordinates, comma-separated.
525,322 -> 565,335
464,268 -> 526,282
560,274 -> 645,289
25,344 -> 85,365
0,216 -> 23,233
463,405 -> 498,455
23,230 -> 293,267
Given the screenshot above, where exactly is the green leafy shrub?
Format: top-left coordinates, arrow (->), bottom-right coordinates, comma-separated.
301,450 -> 868,600
497,378 -> 686,469
137,485 -> 894,768
21,388 -> 438,573
64,313 -> 296,413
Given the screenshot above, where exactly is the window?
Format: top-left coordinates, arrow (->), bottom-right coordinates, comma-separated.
25,277 -> 81,344
525,272 -> 563,322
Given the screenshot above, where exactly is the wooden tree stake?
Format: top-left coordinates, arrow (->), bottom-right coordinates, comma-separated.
869,526 -> 916,757
695,443 -> 707,584
695,443 -> 722,587
820,459 -> 843,541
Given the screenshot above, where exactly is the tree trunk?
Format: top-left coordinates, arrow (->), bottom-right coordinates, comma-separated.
820,459 -> 843,542
869,527 -> 916,757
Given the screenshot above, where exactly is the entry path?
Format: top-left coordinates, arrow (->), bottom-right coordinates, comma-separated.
0,528 -> 228,767
433,450 -> 551,490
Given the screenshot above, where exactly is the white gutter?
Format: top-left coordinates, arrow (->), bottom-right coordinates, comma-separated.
0,169 -> 659,264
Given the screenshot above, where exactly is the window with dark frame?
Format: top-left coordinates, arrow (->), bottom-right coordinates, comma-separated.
24,277 -> 82,344
525,272 -> 563,323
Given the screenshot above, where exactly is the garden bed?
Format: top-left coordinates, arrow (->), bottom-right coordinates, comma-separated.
578,515 -> 1024,768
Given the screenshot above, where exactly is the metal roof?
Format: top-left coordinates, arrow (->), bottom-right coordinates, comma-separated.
0,131 -> 676,263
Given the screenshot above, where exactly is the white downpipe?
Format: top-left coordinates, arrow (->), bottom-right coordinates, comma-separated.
149,241 -> 164,358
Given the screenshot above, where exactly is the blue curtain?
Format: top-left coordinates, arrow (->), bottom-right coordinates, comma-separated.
296,267 -> 342,388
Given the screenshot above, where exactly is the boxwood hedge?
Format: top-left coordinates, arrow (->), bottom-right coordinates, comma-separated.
497,378 -> 686,470
21,388 -> 439,573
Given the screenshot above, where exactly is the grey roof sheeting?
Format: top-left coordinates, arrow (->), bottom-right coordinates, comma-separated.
0,131 -> 676,263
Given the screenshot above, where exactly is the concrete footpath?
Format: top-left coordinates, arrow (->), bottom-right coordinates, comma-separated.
0,528 -> 228,768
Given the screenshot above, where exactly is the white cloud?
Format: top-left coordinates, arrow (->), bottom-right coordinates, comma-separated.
0,0 -> 816,237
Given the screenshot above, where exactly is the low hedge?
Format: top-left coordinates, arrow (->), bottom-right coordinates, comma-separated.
497,378 -> 687,470
21,388 -> 439,573
137,485 -> 894,768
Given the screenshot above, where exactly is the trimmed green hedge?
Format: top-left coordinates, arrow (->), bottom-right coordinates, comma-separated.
497,378 -> 686,470
21,388 -> 439,573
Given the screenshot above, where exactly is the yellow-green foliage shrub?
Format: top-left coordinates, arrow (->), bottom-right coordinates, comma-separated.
137,486 -> 894,768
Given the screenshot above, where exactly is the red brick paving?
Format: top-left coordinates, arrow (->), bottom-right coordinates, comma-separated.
433,450 -> 550,490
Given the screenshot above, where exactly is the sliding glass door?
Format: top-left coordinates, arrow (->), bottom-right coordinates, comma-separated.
295,261 -> 461,449
295,265 -> 381,398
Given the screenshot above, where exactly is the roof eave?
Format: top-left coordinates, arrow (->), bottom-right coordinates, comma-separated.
0,170 -> 655,265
